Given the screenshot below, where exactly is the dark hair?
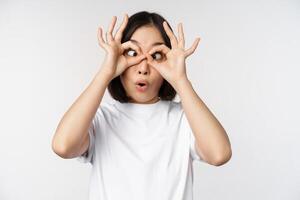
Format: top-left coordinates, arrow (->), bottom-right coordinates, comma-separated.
107,11 -> 177,103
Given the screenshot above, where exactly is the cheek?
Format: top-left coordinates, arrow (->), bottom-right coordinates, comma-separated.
158,79 -> 164,89
155,72 -> 164,84
120,74 -> 128,89
120,70 -> 133,89
153,76 -> 164,90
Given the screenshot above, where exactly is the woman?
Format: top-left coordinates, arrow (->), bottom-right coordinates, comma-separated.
52,11 -> 232,200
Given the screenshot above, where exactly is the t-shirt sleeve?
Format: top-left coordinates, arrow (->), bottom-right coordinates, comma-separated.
181,107 -> 204,162
76,110 -> 98,164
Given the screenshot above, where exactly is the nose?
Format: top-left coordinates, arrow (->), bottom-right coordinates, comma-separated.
137,57 -> 149,75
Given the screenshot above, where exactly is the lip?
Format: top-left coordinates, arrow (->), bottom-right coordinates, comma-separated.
135,79 -> 149,86
135,79 -> 149,92
135,84 -> 148,92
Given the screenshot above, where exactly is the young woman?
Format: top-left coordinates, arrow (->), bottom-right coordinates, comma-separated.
52,11 -> 232,200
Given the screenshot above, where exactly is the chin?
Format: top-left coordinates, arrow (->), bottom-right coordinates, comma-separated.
129,95 -> 159,104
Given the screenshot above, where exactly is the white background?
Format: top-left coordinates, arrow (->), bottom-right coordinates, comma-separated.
0,0 -> 299,199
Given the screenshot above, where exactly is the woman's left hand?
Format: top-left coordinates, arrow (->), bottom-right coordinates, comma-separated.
145,21 -> 201,88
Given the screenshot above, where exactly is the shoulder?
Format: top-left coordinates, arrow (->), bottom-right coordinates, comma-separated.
99,100 -> 115,111
161,100 -> 184,119
92,100 -> 117,120
168,100 -> 184,112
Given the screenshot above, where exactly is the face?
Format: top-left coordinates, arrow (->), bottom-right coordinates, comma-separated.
120,25 -> 165,104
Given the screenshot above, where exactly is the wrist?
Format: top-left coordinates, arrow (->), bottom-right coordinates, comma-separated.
95,69 -> 114,84
173,77 -> 191,96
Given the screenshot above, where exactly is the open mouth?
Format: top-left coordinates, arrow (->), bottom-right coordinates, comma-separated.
135,82 -> 148,92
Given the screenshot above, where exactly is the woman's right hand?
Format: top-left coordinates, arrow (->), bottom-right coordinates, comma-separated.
97,14 -> 146,80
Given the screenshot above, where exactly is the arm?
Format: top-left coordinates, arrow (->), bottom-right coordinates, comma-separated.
174,78 -> 232,166
52,14 -> 144,159
51,69 -> 112,159
145,21 -> 231,166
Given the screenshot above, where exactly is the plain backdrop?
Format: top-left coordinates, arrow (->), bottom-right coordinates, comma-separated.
0,0 -> 299,199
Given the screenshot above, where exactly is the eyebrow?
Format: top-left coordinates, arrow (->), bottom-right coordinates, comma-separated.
129,39 -> 164,47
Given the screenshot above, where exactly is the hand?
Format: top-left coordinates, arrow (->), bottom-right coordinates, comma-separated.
97,14 -> 146,80
145,21 -> 200,87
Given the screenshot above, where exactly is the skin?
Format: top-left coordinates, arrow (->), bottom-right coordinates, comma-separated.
120,25 -> 165,104
52,13 -> 232,167
99,14 -> 232,166
146,20 -> 232,166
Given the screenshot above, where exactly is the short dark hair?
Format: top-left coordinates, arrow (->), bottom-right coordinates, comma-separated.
107,11 -> 177,103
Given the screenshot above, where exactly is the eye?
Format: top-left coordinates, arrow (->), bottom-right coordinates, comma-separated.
151,52 -> 163,60
125,49 -> 137,57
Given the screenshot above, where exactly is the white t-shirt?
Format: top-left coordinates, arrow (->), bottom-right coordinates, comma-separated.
77,98 -> 204,200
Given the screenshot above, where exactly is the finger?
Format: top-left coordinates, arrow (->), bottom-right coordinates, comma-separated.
146,53 -> 160,70
127,54 -> 146,66
115,13 -> 129,42
106,16 -> 117,43
145,53 -> 155,67
121,40 -> 142,54
185,37 -> 200,57
148,44 -> 170,55
97,27 -> 109,49
146,52 -> 154,63
163,21 -> 178,48
178,23 -> 185,48
146,52 -> 160,68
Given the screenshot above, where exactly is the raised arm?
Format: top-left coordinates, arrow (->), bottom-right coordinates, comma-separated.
51,14 -> 146,159
51,69 -> 112,159
145,21 -> 232,166
175,78 -> 232,166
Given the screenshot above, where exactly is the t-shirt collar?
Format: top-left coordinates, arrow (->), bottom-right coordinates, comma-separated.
113,98 -> 166,116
